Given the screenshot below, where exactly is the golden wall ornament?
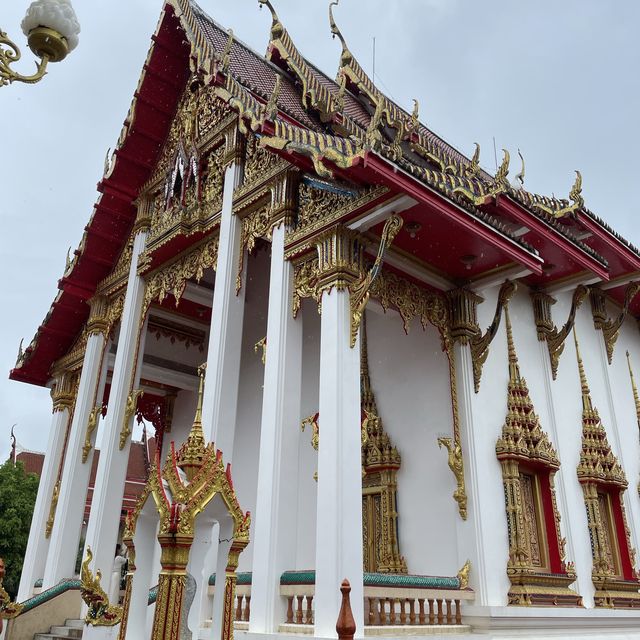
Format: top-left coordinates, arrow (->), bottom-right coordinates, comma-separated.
45,479 -> 61,539
573,330 -> 640,608
349,215 -> 403,347
531,285 -> 588,380
449,281 -> 516,393
496,307 -> 581,607
360,315 -> 407,573
457,560 -> 471,590
118,366 -> 250,640
119,389 -> 144,450
437,437 -> 467,521
82,405 -> 103,464
590,283 -> 640,365
80,546 -> 122,627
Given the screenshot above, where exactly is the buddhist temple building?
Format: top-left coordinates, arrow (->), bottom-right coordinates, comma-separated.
4,1 -> 640,639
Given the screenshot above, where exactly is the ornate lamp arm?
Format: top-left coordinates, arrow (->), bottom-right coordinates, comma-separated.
0,30 -> 49,86
1,1 -> 81,88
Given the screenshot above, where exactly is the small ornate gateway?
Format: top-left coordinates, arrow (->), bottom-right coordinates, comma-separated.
116,366 -> 250,640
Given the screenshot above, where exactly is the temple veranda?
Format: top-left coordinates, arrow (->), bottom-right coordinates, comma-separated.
4,1 -> 640,639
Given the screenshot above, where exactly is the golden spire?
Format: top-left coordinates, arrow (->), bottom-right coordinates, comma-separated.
177,363 -> 207,480
360,313 -> 377,417
626,350 -> 640,435
505,305 -> 520,384
496,305 -> 559,468
573,329 -> 593,412
574,329 -> 626,486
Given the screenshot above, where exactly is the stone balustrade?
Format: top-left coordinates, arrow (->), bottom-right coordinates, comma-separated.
208,571 -> 474,634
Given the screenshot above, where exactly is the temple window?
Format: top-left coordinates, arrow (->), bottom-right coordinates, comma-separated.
574,330 -> 640,608
496,308 -> 581,606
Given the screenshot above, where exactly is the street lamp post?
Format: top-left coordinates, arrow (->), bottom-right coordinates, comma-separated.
0,0 -> 79,87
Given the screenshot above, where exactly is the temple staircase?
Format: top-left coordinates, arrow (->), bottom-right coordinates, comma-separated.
33,619 -> 84,639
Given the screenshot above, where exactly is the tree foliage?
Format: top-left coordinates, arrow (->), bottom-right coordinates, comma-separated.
0,460 -> 39,598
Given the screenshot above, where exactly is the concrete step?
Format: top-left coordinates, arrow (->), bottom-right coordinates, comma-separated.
34,619 -> 84,640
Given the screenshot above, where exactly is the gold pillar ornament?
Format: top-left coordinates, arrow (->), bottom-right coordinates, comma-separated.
118,366 -> 250,640
573,330 -> 640,608
590,283 -> 640,365
496,307 -> 581,607
45,479 -> 61,539
360,314 -> 407,573
50,370 -> 78,414
448,281 -> 516,392
82,405 -> 103,464
254,337 -> 267,365
437,437 -> 467,521
119,389 -> 144,450
80,547 -> 122,627
531,285 -> 588,380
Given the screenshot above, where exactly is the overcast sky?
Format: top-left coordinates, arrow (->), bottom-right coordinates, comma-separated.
1,0 -> 638,462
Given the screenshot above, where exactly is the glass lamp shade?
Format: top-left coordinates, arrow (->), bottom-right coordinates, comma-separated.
21,0 -> 80,62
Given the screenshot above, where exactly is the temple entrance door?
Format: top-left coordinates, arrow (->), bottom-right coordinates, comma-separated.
362,491 -> 381,573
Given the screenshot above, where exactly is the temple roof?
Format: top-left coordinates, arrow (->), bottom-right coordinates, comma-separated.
10,0 -> 640,389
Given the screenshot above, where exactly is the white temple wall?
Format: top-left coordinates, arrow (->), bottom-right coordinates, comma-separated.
295,299 -> 320,570
232,248 -> 269,573
365,306 -> 459,576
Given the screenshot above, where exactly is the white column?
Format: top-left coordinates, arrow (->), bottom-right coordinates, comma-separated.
209,518 -> 234,640
452,342 -> 492,606
314,287 -> 364,638
82,227 -> 148,638
126,508 -> 158,638
201,161 -> 246,455
18,373 -> 75,600
43,313 -> 109,587
249,223 -> 303,633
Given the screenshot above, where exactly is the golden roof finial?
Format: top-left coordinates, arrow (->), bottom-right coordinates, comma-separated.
329,0 -> 353,68
259,0 -> 284,40
177,363 -> 207,480
626,350 -> 640,434
496,148 -> 510,183
504,305 -> 520,383
573,329 -> 593,412
264,74 -> 282,121
409,99 -> 420,131
221,29 -> 234,73
514,149 -> 525,188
